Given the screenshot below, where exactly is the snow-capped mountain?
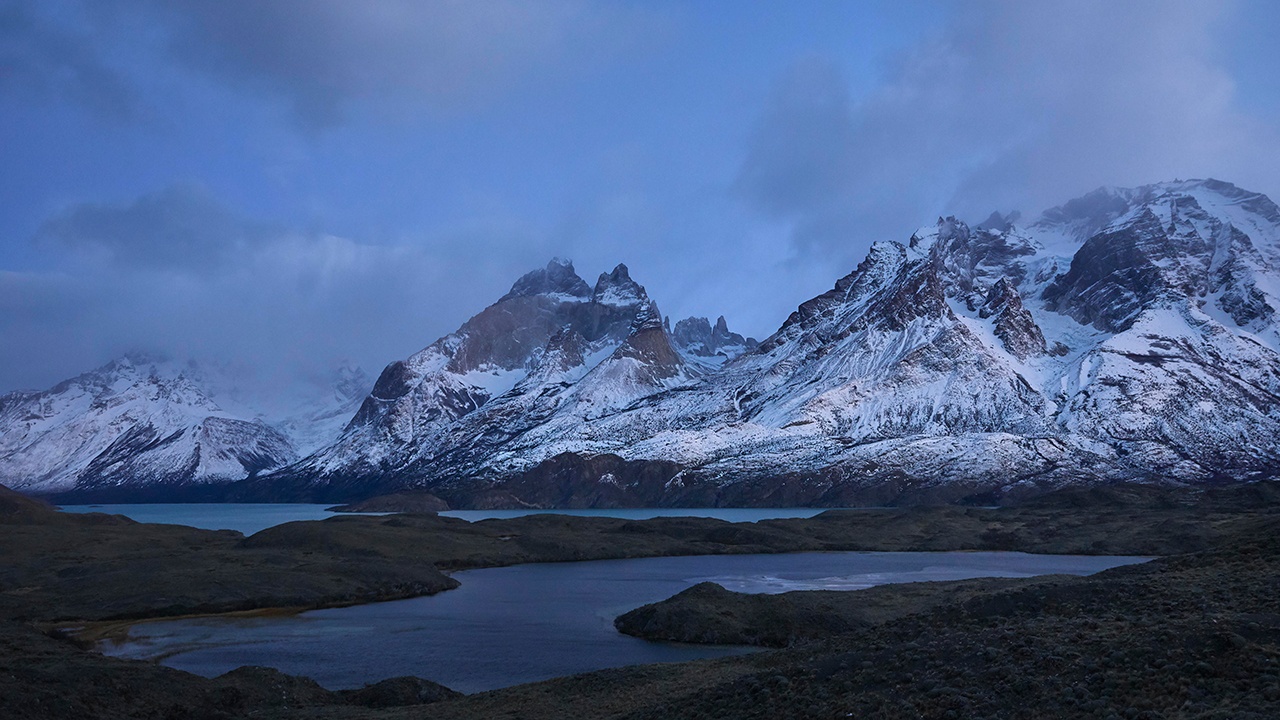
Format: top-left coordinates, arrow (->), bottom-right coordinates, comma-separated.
183,359 -> 372,455
10,178 -> 1278,506
251,178 -> 1280,506
254,259 -> 744,500
670,316 -> 759,360
0,355 -> 370,498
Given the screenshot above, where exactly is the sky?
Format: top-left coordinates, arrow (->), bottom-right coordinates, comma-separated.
2,0 -> 1279,393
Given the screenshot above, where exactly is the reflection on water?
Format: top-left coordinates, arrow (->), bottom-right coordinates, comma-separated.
102,551 -> 1149,693
440,508 -> 833,522
57,503 -> 384,535
58,503 -> 837,535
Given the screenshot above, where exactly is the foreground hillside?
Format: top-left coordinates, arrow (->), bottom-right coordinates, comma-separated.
2,483 -> 1279,719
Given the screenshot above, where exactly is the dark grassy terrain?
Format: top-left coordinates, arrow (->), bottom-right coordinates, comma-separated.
2,482 -> 1279,719
274,530 -> 1280,720
614,576 -> 1067,647
612,537 -> 1280,720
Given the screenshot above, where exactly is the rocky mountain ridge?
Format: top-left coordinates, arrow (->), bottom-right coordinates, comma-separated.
0,355 -> 369,498
257,178 -> 1280,506
10,178 -> 1280,505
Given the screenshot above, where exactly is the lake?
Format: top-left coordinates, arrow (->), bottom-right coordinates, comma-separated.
101,551 -> 1149,693
57,503 -> 833,535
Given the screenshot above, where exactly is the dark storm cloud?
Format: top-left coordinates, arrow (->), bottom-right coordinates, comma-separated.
4,183 -> 559,391
2,0 -> 1278,397
35,184 -> 273,271
737,0 -> 1279,259
146,0 -> 663,127
736,58 -> 858,220
0,1 -> 134,117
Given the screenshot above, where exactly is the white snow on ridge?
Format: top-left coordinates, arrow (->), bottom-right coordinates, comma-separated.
0,355 -> 370,493
9,179 -> 1280,500
415,178 -> 1280,492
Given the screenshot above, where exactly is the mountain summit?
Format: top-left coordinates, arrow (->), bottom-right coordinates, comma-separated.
258,260 -> 753,501
252,178 -> 1280,506
0,356 -> 368,499
10,179 -> 1280,506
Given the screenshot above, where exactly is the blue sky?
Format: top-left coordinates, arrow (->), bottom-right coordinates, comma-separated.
1,0 -> 1278,391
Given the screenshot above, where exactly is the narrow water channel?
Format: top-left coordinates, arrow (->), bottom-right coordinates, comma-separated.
102,551 -> 1149,693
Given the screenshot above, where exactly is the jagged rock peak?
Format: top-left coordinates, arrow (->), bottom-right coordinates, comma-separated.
979,277 -> 1050,359
1033,186 -> 1138,241
526,326 -> 589,377
1031,178 -> 1280,244
632,299 -> 664,330
593,263 -> 648,306
977,211 -> 1021,233
672,315 -> 759,358
909,216 -> 969,253
613,305 -> 685,379
501,258 -> 592,301
1039,180 -> 1280,333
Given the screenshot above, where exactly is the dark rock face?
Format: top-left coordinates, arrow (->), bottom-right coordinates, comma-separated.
1035,186 -> 1138,240
1041,188 -> 1273,334
979,277 -> 1048,359
976,210 -> 1020,233
443,452 -> 687,509
591,263 -> 646,305
928,216 -> 1038,296
760,238 -> 947,352
500,258 -> 592,301
672,316 -> 758,357
368,361 -> 415,401
1043,209 -> 1190,332
614,305 -> 686,381
1212,224 -> 1276,328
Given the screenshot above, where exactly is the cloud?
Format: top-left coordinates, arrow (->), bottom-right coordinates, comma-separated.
3,183 -> 561,392
146,0 -> 666,127
35,183 -> 272,271
1,0 -> 668,127
736,0 -> 1280,261
0,1 -> 135,117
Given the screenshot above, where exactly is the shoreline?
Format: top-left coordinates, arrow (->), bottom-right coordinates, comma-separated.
67,547 -> 1148,651
3,481 -> 1279,719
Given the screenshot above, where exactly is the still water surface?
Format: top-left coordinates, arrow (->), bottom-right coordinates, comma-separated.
57,503 -> 831,535
102,551 -> 1149,693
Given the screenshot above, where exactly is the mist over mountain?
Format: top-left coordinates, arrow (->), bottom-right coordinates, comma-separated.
11,178 -> 1280,506
239,178 -> 1280,505
0,355 -> 368,497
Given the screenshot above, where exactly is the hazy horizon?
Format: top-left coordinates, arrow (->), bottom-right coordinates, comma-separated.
4,0 -> 1280,393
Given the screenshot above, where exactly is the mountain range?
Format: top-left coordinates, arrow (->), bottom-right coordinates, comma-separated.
0,356 -> 369,500
7,178 -> 1280,506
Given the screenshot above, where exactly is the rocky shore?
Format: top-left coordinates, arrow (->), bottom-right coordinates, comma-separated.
2,483 -> 1278,718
